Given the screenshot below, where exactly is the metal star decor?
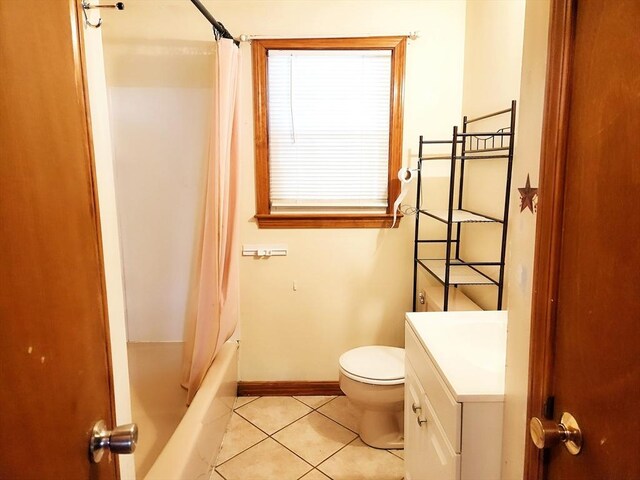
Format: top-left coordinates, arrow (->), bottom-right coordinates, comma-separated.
518,174 -> 538,213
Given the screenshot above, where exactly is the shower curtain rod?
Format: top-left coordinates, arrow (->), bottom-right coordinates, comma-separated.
190,0 -> 239,45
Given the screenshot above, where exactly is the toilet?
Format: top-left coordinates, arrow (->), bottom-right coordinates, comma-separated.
338,346 -> 404,449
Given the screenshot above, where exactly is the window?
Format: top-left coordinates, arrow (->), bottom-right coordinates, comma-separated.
252,37 -> 406,228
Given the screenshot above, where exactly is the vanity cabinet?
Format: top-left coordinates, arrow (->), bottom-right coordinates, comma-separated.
405,360 -> 459,480
404,311 -> 506,480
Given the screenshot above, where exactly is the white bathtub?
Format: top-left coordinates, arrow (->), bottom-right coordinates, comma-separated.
141,341 -> 238,480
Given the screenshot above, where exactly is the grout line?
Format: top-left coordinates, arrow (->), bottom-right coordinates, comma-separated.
295,467 -> 333,480
267,410 -> 312,436
315,436 -> 360,475
269,410 -> 315,437
269,434 -> 316,469
235,398 -> 314,437
311,410 -> 359,438
271,414 -> 352,469
233,395 -> 260,411
216,395 -> 402,480
315,408 -> 358,434
389,449 -> 404,460
213,414 -> 268,468
213,466 -> 230,480
293,395 -> 337,410
233,409 -> 273,436
218,436 -> 272,468
291,396 -> 312,409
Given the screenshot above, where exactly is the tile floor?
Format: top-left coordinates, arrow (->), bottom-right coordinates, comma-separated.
212,396 -> 404,480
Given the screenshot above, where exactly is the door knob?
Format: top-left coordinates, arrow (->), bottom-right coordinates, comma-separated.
90,419 -> 138,463
412,402 -> 427,426
529,412 -> 582,455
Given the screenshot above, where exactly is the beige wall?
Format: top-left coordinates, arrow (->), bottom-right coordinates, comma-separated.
227,1 -> 467,381
458,0 -> 526,310
461,0 -> 527,119
501,1 -> 550,478
99,1 -> 552,474
102,0 -> 468,378
453,2 -> 552,477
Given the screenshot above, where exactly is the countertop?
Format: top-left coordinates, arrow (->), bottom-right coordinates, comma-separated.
406,310 -> 508,402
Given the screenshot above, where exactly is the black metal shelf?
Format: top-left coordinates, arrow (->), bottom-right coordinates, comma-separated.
420,152 -> 510,161
412,101 -> 516,311
416,259 -> 499,286
419,208 -> 502,224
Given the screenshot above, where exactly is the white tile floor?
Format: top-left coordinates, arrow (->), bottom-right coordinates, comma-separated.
213,396 -> 404,480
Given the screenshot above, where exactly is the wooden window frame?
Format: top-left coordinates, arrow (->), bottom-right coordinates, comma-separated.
252,37 -> 407,229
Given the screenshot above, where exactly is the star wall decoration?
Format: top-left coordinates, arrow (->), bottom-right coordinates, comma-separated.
518,174 -> 538,213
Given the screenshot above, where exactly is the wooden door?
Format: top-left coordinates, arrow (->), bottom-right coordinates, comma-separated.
0,1 -> 118,479
525,0 -> 640,478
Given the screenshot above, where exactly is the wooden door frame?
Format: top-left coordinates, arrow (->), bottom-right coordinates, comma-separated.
73,0 -> 121,474
524,0 -> 576,478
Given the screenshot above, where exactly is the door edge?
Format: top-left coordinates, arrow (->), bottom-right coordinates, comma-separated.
524,0 -> 577,478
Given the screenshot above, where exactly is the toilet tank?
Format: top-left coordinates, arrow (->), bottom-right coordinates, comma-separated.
422,287 -> 482,312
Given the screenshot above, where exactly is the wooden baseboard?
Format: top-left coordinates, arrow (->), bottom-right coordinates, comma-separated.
238,381 -> 344,397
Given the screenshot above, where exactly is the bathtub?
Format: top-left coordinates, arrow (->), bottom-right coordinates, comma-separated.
129,341 -> 238,480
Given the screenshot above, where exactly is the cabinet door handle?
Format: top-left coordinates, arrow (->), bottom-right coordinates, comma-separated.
412,402 -> 427,426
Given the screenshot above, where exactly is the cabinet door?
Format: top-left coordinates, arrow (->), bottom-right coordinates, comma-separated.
405,361 -> 460,480
405,362 -> 429,480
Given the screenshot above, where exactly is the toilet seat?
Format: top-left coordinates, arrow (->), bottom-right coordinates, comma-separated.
339,346 -> 405,386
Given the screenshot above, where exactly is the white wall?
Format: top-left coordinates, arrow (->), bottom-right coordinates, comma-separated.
104,38 -> 213,342
501,1 -> 550,478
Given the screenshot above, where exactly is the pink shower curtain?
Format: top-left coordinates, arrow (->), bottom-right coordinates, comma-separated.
182,38 -> 240,404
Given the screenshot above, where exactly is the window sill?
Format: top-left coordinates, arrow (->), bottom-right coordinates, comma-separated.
255,213 -> 403,229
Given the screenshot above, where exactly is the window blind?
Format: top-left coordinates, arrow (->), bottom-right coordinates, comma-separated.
267,50 -> 392,211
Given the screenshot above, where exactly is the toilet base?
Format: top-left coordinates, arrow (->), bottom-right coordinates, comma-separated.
358,408 -> 404,449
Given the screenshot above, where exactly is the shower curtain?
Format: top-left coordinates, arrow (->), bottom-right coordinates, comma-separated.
182,38 -> 240,404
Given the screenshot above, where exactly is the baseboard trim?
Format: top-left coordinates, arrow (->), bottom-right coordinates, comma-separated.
237,381 -> 344,397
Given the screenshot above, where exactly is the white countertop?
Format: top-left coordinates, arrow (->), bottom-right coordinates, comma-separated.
406,310 -> 508,402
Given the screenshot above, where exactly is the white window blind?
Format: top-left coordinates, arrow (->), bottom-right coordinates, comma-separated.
267,50 -> 392,212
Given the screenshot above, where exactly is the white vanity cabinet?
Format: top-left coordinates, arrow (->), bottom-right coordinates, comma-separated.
404,311 -> 507,480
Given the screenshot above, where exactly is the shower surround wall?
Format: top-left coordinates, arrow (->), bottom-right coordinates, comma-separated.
104,40 -> 214,341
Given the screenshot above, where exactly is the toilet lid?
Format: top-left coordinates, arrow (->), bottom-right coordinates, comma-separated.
339,346 -> 405,385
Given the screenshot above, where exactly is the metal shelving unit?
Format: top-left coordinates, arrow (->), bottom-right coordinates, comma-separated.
412,101 -> 516,311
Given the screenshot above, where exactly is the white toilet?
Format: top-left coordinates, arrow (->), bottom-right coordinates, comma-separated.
338,345 -> 404,449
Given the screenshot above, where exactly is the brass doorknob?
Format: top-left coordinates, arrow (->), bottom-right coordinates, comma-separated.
529,412 -> 582,455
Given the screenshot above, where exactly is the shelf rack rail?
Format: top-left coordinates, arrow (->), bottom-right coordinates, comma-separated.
412,101 -> 516,311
